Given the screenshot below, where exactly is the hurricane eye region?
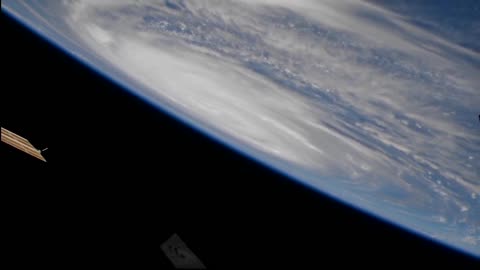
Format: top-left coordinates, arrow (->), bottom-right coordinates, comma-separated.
3,0 -> 479,256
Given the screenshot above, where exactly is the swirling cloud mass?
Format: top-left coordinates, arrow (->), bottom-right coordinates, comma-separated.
3,0 -> 479,256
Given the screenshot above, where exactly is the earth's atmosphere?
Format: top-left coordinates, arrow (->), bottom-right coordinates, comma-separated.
2,0 -> 479,257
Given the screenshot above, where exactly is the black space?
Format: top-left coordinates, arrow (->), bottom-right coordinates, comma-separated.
2,12 -> 477,269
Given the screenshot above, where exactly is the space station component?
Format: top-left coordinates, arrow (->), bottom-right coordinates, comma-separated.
1,127 -> 47,162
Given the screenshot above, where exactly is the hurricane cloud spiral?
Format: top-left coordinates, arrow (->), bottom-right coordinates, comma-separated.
3,0 -> 479,256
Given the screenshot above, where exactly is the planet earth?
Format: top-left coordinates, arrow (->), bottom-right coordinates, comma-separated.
2,0 -> 479,257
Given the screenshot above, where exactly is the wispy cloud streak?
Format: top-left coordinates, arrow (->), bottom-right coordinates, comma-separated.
3,0 -> 478,256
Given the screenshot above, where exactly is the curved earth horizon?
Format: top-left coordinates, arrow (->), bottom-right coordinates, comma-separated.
2,0 -> 479,257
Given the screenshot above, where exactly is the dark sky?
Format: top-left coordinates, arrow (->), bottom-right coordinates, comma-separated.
1,12 -> 477,269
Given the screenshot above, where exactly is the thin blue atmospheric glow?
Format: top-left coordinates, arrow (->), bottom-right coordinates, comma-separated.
2,4 -> 345,213
2,2 -> 480,257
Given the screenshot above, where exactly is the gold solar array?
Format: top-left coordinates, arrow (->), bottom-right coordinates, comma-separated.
1,127 -> 46,162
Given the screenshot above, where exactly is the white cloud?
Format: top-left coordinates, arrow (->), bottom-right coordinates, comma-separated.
60,1 -> 480,245
5,0 -> 478,255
